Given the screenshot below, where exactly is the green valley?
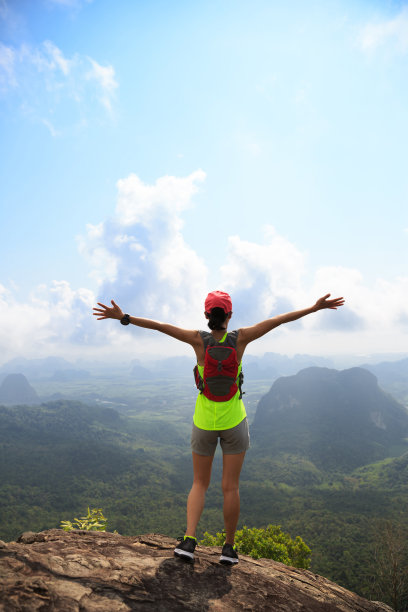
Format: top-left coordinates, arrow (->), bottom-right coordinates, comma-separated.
1,365 -> 408,609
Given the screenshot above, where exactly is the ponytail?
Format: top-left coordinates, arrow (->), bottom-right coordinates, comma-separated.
206,307 -> 230,331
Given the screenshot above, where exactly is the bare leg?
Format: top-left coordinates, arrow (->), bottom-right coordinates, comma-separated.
222,451 -> 246,545
185,452 -> 214,538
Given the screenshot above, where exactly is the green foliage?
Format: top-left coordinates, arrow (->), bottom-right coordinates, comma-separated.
201,524 -> 311,569
60,507 -> 107,532
367,520 -> 408,611
2,393 -> 408,604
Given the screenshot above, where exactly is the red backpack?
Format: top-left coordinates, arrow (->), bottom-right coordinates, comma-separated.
194,330 -> 244,402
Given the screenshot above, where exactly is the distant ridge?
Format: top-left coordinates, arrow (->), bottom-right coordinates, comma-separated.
252,366 -> 408,471
0,356 -> 72,379
0,373 -> 40,405
362,357 -> 408,395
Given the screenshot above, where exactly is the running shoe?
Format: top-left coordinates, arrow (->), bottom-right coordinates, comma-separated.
220,542 -> 239,565
174,536 -> 197,562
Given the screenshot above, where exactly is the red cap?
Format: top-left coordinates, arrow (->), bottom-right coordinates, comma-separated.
205,291 -> 232,313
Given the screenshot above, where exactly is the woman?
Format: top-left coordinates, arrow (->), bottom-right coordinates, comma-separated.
93,290 -> 344,565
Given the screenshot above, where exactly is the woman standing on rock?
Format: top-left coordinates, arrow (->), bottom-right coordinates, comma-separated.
93,291 -> 344,564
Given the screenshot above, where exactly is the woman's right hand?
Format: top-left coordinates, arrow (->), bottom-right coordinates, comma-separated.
93,300 -> 124,321
313,294 -> 345,311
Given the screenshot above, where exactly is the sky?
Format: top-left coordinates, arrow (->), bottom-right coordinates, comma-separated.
0,0 -> 407,364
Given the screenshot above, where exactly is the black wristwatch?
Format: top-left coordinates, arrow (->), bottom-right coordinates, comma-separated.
120,314 -> 130,326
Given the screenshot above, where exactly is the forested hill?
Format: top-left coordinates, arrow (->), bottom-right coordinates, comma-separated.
0,400 -> 192,543
251,366 -> 408,472
1,373 -> 408,607
0,373 -> 40,405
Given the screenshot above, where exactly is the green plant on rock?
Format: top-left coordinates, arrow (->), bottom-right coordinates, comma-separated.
60,507 -> 107,532
201,524 -> 311,569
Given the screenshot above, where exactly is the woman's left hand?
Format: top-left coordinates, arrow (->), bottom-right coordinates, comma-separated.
93,300 -> 124,320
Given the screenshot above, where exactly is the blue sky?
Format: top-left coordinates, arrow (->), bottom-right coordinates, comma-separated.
0,0 -> 407,363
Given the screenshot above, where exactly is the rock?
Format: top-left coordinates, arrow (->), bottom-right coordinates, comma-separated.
0,529 -> 392,611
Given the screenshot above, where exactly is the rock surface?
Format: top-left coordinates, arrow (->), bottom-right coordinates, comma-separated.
0,530 -> 393,611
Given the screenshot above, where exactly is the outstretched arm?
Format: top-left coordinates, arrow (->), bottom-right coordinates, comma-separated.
238,294 -> 345,347
93,300 -> 201,347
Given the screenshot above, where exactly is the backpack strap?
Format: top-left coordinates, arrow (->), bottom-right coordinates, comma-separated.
199,330 -> 213,348
238,369 -> 244,400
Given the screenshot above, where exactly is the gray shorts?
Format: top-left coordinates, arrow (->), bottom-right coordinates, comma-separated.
191,418 -> 250,456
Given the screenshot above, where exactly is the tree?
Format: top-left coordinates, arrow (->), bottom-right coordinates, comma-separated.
201,525 -> 311,569
368,520 -> 408,611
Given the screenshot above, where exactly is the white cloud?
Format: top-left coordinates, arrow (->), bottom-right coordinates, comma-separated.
86,57 -> 118,112
0,42 -> 16,90
1,170 -> 408,362
42,40 -> 72,75
0,170 -> 209,362
310,267 -> 408,332
116,170 -> 205,228
78,170 -> 208,328
41,118 -> 61,137
219,226 -> 306,324
77,235 -> 120,284
222,226 -> 305,294
0,40 -> 117,131
0,281 -> 96,361
217,230 -> 408,355
359,8 -> 408,54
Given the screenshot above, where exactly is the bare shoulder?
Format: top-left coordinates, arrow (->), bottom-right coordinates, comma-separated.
189,329 -> 204,347
236,324 -> 262,347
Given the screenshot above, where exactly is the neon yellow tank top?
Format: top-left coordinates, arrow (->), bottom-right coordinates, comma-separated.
193,331 -> 247,431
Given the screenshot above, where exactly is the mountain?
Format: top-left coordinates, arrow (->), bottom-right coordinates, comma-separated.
130,360 -> 156,379
155,356 -> 193,378
0,373 -> 40,405
0,352 -> 336,384
361,357 -> 408,399
0,356 -> 73,379
362,357 -> 408,381
245,352 -> 333,380
251,367 -> 408,472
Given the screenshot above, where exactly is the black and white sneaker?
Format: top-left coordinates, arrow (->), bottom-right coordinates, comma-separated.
220,543 -> 239,565
174,536 -> 197,562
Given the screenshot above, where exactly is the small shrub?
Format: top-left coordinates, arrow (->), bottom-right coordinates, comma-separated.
60,507 -> 107,532
201,524 -> 311,569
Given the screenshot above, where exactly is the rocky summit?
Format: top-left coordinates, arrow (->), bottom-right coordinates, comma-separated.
0,529 -> 392,611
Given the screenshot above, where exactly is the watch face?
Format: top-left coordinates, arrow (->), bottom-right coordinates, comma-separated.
121,314 -> 130,325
